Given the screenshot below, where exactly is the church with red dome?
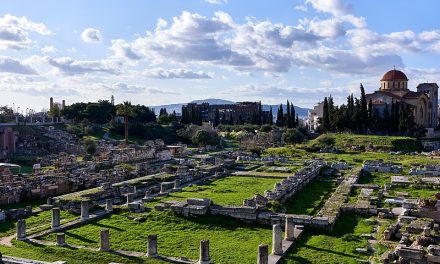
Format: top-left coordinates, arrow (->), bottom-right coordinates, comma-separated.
366,69 -> 438,128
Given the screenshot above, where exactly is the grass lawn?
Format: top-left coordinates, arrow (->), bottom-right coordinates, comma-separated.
41,211 -> 273,263
0,210 -> 78,237
0,241 -> 163,264
388,187 -> 440,199
281,179 -> 338,215
147,176 -> 281,206
282,214 -> 374,264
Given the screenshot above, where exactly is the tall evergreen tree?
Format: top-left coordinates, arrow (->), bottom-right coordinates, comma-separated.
322,97 -> 330,132
269,106 -> 273,126
286,100 -> 291,128
276,104 -> 285,127
213,108 -> 220,127
290,103 -> 296,127
360,83 -> 368,133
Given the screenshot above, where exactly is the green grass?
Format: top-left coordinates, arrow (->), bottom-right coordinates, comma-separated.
282,214 -> 374,264
147,176 -> 280,207
281,179 -> 338,215
0,241 -> 163,264
388,187 -> 440,199
0,210 -> 78,237
306,133 -> 422,152
41,211 -> 273,263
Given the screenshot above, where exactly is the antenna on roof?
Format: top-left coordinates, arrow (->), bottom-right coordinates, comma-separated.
393,65 -> 396,70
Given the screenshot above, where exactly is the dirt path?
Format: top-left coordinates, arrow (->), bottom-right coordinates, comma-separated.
0,234 -> 16,247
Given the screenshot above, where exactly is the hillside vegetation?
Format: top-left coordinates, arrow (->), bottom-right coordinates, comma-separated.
307,133 -> 423,152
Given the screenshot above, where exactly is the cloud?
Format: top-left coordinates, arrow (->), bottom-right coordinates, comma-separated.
108,82 -> 179,95
0,56 -> 38,74
41,45 -> 56,53
205,0 -> 228,4
305,0 -> 351,16
0,14 -> 52,50
143,68 -> 213,79
45,56 -> 120,75
81,28 -> 102,43
110,39 -> 142,61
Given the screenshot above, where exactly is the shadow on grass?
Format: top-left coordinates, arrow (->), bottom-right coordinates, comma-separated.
65,231 -> 96,244
93,222 -> 125,232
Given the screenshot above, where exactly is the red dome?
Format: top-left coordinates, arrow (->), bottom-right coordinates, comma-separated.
381,69 -> 408,81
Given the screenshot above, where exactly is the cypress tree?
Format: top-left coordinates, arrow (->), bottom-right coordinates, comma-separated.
360,83 -> 368,133
322,97 -> 330,132
290,103 -> 296,127
213,108 -> 220,127
286,100 -> 291,128
276,104 -> 285,127
269,106 -> 273,126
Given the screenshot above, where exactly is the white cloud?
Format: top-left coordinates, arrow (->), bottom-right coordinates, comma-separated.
110,39 -> 142,61
305,0 -> 351,16
0,14 -> 52,50
81,28 -> 102,43
45,56 -> 120,75
108,82 -> 179,95
205,0 -> 228,4
41,45 -> 56,53
0,56 -> 38,74
144,68 -> 213,79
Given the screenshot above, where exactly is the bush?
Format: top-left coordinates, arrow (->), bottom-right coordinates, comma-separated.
282,128 -> 305,144
317,134 -> 336,146
83,139 -> 97,156
260,124 -> 272,132
192,130 -> 220,146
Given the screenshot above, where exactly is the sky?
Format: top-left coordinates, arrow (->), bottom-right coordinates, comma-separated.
1,0 -> 440,112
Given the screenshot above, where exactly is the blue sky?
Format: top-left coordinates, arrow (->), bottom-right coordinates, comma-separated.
1,0 -> 440,111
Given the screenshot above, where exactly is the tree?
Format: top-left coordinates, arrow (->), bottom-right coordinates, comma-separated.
276,104 -> 285,127
192,130 -> 219,146
84,138 -> 97,156
286,100 -> 291,128
282,128 -> 305,144
269,106 -> 273,126
290,103 -> 296,127
116,101 -> 134,145
321,97 -> 330,132
213,108 -> 220,127
360,83 -> 368,133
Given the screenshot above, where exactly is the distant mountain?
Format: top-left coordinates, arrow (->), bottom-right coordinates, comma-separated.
150,98 -> 310,117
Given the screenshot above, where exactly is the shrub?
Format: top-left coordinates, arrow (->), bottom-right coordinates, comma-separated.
317,134 -> 336,146
192,130 -> 220,146
282,128 -> 305,144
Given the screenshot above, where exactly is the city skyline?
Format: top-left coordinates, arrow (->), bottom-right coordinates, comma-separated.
1,0 -> 440,111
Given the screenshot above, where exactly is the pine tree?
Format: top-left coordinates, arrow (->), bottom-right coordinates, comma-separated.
269,106 -> 273,126
290,103 -> 296,127
322,97 -> 330,132
360,83 -> 368,133
276,104 -> 285,127
258,101 -> 263,125
213,108 -> 220,127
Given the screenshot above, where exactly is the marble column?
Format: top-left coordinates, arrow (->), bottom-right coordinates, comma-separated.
56,233 -> 67,246
284,217 -> 295,241
52,207 -> 61,229
100,229 -> 110,251
147,234 -> 158,257
272,224 -> 283,255
199,240 -> 210,264
81,200 -> 89,220
16,219 -> 26,240
257,244 -> 268,264
106,199 -> 113,212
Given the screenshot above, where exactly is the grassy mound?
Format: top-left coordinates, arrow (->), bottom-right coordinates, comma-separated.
307,133 -> 422,152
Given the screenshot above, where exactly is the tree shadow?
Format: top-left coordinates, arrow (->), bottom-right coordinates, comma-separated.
65,231 -> 96,244
93,222 -> 125,232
